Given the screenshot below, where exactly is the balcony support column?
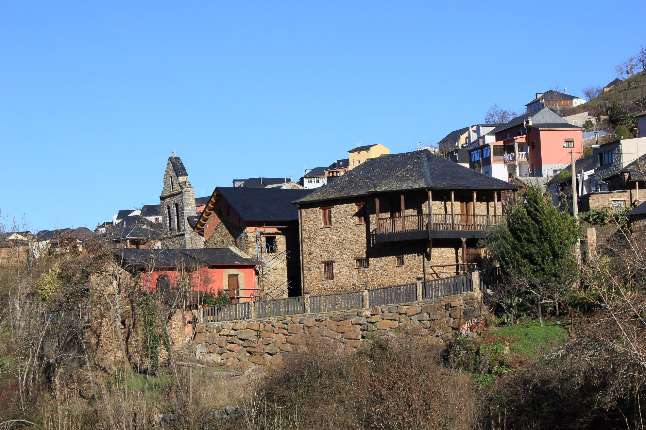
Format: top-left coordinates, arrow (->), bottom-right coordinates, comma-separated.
493,191 -> 498,218
472,190 -> 477,224
450,190 -> 455,229
461,237 -> 467,273
400,193 -> 405,230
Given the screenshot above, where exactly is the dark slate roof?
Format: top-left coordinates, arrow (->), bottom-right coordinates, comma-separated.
526,90 -> 579,105
141,204 -> 161,217
109,216 -> 161,240
297,150 -> 515,205
491,107 -> 572,134
628,201 -> 646,219
438,127 -> 469,148
622,154 -> 646,181
36,228 -> 94,242
169,156 -> 188,177
116,209 -> 136,220
604,78 -> 623,88
304,167 -> 327,178
195,196 -> 210,206
532,123 -> 581,129
328,159 -> 349,169
215,187 -> 312,223
232,177 -> 292,188
349,144 -> 378,153
116,247 -> 256,271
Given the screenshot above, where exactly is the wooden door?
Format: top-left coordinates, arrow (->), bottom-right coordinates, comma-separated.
227,274 -> 240,303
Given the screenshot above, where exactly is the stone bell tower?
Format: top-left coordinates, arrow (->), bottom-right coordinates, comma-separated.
159,154 -> 204,249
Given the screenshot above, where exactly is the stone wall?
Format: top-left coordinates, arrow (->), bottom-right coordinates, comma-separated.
300,194 -> 500,296
191,292 -> 482,370
582,189 -> 646,212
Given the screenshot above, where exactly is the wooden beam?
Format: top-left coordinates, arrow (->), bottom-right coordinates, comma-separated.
375,196 -> 380,220
472,190 -> 477,222
450,190 -> 455,229
400,193 -> 405,230
461,238 -> 467,273
427,190 -> 433,228
493,191 -> 498,218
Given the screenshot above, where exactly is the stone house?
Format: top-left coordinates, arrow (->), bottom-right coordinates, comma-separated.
302,167 -> 327,189
159,155 -> 205,249
194,187 -> 312,299
295,150 -> 515,296
116,248 -> 257,303
580,153 -> 646,211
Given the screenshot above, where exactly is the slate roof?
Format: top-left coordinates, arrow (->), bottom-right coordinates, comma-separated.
526,90 -> 580,105
116,209 -> 136,220
169,156 -> 188,177
349,144 -> 378,153
438,127 -> 469,148
109,216 -> 161,240
36,228 -> 94,242
195,196 -> 210,206
232,177 -> 292,188
116,247 -> 256,271
622,154 -> 646,181
491,107 -> 575,134
628,201 -> 646,219
296,150 -> 515,205
304,167 -> 327,178
214,187 -> 312,223
141,204 -> 161,217
328,159 -> 349,170
604,78 -> 623,88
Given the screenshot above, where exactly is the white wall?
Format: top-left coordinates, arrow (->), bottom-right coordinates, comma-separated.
304,177 -> 326,189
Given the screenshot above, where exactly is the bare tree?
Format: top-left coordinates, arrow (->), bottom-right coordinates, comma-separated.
638,45 -> 646,72
484,105 -> 517,124
583,86 -> 602,101
615,56 -> 638,78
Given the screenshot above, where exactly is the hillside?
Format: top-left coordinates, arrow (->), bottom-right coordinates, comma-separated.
565,71 -> 646,117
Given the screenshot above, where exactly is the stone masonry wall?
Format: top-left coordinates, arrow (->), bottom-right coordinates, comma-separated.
191,292 -> 482,370
300,196 -> 500,296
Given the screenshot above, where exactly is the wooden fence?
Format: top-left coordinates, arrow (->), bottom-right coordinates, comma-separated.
199,272 -> 477,323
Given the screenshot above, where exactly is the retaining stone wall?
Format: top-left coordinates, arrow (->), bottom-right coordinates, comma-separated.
191,292 -> 482,370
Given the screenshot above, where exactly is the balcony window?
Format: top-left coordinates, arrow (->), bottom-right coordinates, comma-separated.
264,236 -> 277,253
321,207 -> 332,227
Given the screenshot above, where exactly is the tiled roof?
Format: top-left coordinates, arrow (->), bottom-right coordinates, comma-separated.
116,247 -> 256,270
526,90 -> 580,105
327,159 -> 349,170
349,144 -> 378,153
296,150 -> 515,205
491,107 -> 572,134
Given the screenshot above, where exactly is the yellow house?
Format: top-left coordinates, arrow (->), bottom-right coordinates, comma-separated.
348,144 -> 390,170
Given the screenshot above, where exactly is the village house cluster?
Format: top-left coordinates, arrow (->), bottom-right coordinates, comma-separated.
3,88 -> 644,302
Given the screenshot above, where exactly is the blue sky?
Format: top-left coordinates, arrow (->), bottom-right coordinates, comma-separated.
1,1 -> 644,231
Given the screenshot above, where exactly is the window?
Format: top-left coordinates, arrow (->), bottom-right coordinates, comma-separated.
175,203 -> 181,231
322,207 -> 332,227
493,145 -> 505,157
170,176 -> 174,191
564,138 -> 575,148
265,236 -> 277,253
599,151 -> 614,167
355,257 -> 369,269
323,261 -> 334,280
166,205 -> 172,232
355,203 -> 366,224
396,255 -> 405,267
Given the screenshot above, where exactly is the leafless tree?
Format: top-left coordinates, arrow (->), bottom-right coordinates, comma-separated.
637,46 -> 646,72
583,86 -> 602,101
484,105 -> 517,124
616,56 -> 638,79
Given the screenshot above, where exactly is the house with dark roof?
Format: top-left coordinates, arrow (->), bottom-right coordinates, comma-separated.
116,247 -> 258,303
474,107 -> 583,180
141,204 -> 162,223
326,158 -> 350,179
526,90 -> 585,114
107,215 -> 163,249
302,167 -> 327,189
194,187 -> 312,299
603,78 -> 623,93
295,150 -> 515,296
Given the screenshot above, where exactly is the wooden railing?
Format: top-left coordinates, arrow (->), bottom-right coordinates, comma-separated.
375,214 -> 503,236
198,273 -> 478,323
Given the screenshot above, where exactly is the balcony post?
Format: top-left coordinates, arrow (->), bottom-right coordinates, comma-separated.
450,190 -> 455,229
375,196 -> 380,221
461,238 -> 467,272
493,190 -> 498,219
400,193 -> 405,230
427,189 -> 433,230
472,190 -> 477,225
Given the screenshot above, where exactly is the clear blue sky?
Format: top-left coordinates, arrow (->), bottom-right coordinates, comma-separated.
1,1 -> 644,231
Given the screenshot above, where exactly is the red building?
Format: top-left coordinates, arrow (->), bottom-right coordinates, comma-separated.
117,248 -> 258,302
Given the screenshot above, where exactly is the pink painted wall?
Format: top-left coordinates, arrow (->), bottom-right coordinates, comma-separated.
140,266 -> 257,302
528,128 -> 583,172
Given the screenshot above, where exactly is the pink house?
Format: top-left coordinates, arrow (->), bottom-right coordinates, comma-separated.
491,107 -> 583,179
117,248 -> 258,303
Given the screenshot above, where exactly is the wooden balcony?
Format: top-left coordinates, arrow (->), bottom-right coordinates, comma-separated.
373,213 -> 503,243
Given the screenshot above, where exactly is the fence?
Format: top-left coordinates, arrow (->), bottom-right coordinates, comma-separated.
198,272 -> 478,323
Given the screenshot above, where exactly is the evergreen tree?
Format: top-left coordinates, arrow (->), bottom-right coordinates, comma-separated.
486,186 -> 580,323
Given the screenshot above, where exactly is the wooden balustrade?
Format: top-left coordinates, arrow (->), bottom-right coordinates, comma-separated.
375,213 -> 503,237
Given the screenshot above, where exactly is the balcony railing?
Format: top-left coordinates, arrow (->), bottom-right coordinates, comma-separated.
503,152 -> 528,164
374,213 -> 503,242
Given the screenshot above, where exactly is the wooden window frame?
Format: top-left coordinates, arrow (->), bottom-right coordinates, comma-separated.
321,206 -> 332,227
396,255 -> 404,267
354,257 -> 369,269
323,261 -> 334,280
